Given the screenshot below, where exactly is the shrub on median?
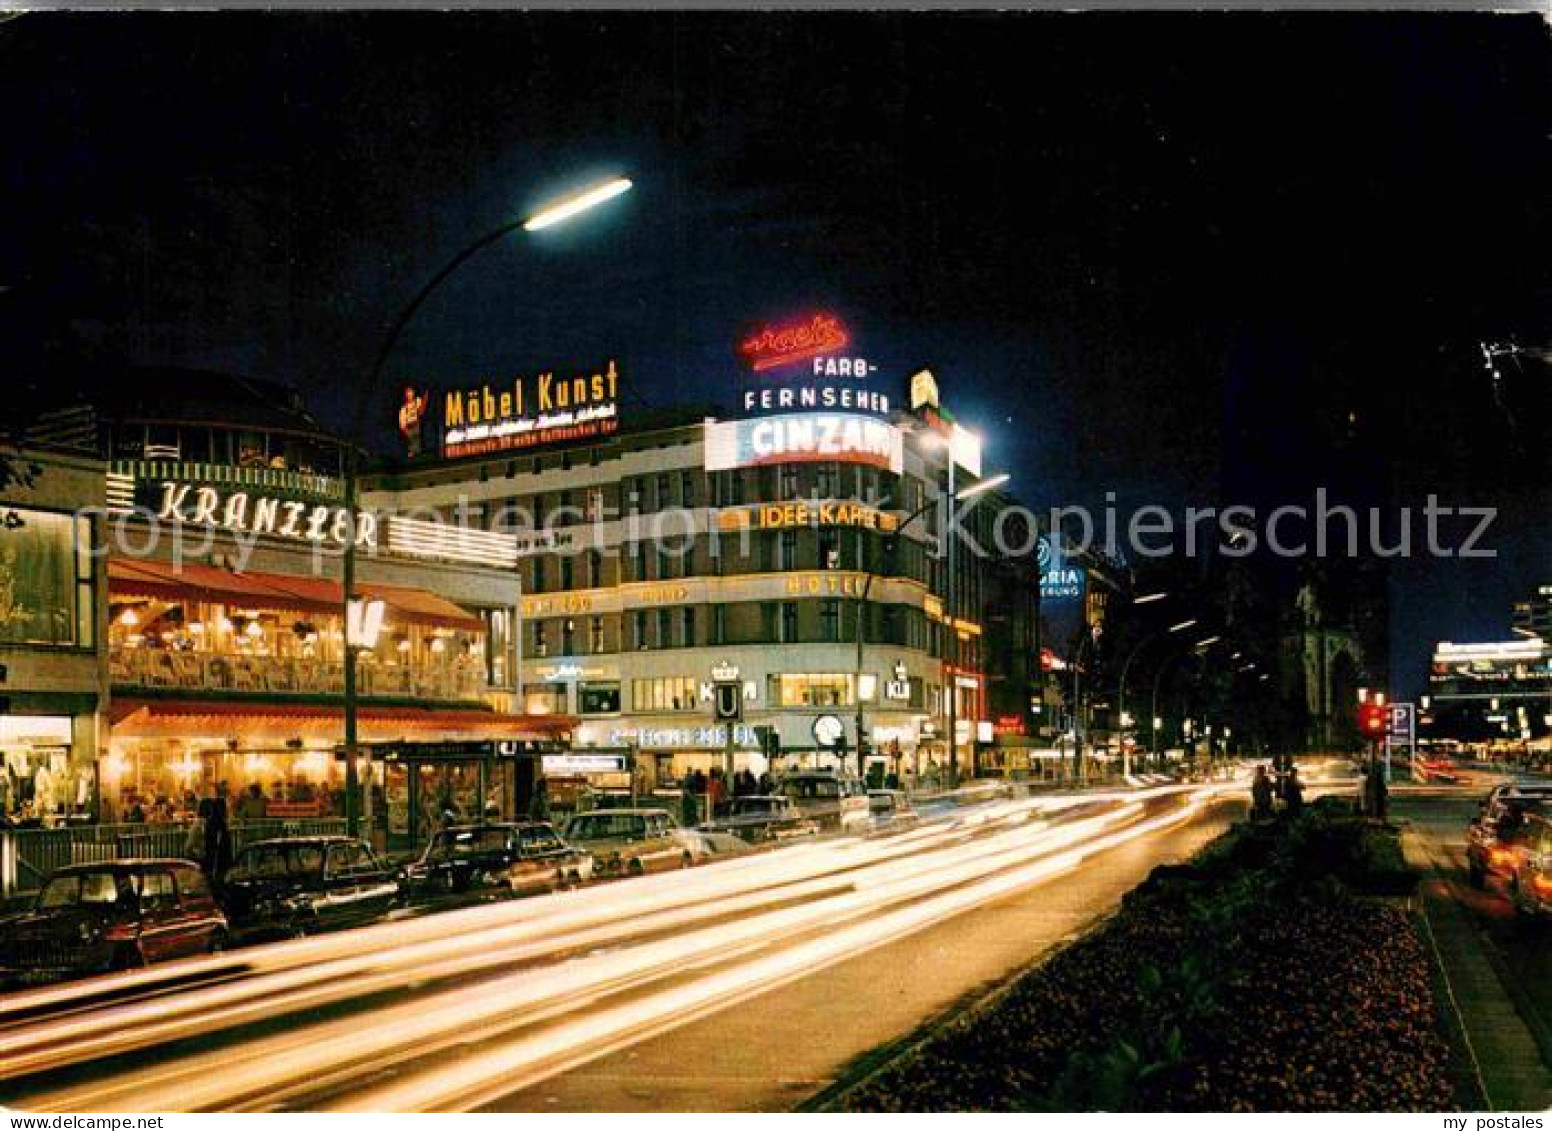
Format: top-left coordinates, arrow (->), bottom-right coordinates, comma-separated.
841,812 -> 1451,1112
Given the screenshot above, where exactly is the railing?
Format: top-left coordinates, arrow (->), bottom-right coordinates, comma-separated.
0,818 -> 350,900
109,645 -> 487,702
111,459 -> 343,501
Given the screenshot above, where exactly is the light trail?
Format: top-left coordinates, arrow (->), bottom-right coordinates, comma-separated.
0,783 -> 1227,1113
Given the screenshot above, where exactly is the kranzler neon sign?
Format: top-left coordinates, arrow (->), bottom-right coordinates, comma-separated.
739,313 -> 850,372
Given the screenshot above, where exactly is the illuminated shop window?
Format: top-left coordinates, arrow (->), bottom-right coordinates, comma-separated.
632,676 -> 698,712
770,673 -> 855,708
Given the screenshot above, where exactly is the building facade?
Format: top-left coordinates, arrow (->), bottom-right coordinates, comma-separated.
49,368 -> 568,843
0,448 -> 109,824
374,342 -> 1010,790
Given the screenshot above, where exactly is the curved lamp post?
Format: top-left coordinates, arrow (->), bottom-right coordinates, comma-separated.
852,469 -> 1008,782
339,177 -> 632,838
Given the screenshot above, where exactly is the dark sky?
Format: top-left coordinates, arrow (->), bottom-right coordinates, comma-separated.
2,11 -> 1549,696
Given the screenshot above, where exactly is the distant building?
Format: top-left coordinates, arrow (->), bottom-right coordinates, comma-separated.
1428,638 -> 1552,745
1512,584 -> 1552,645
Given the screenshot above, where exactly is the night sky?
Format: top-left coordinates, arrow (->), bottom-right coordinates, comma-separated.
2,11 -> 1549,696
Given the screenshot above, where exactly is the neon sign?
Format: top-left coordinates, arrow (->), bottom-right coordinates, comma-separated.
738,313 -> 850,372
440,360 -> 621,459
704,413 -> 904,474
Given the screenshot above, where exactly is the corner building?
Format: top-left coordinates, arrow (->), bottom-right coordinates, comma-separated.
371,389 -> 1001,790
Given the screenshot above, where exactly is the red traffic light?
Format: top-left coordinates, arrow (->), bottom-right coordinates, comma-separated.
1357,703 -> 1387,736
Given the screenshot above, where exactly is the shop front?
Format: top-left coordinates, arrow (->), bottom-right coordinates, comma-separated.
108,699 -> 572,842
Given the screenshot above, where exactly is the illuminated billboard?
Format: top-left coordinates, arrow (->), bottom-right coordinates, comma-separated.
407,360 -> 622,461
704,413 -> 904,474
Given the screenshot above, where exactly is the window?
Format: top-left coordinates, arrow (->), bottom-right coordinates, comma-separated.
587,549 -> 603,588
137,870 -> 178,909
711,604 -> 726,645
780,601 -> 798,643
656,473 -> 672,509
586,487 -> 605,521
633,610 -> 649,650
560,556 -> 574,591
816,462 -> 838,497
533,621 -> 548,657
531,556 -> 547,593
579,682 -> 621,714
561,618 -> 575,656
631,540 -> 647,581
589,615 -> 605,654
657,608 -> 672,649
174,867 -> 211,900
0,508 -> 95,648
770,673 -> 855,707
819,533 -> 839,570
656,544 -> 674,581
632,676 -> 698,712
779,464 -> 799,499
728,471 -> 745,505
680,471 -> 697,507
820,599 -> 841,642
681,606 -> 696,648
779,530 -> 798,570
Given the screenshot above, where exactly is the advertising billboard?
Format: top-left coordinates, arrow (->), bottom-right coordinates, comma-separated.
704,412 -> 904,473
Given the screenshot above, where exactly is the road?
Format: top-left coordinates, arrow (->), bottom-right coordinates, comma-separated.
0,782 -> 1239,1113
1395,786 -> 1552,1109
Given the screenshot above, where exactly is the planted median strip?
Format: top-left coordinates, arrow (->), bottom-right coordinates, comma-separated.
838,799 -> 1456,1112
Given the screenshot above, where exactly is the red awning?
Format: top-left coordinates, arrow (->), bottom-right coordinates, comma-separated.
110,697 -> 573,744
108,560 -> 484,633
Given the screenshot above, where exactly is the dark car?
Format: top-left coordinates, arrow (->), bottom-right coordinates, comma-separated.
221,836 -> 400,939
713,796 -> 820,844
0,860 -> 228,985
400,822 -> 593,896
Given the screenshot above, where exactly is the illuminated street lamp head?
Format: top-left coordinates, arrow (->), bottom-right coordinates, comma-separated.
1167,618 -> 1198,634
1194,635 -> 1221,648
954,472 -> 1010,501
523,176 -> 633,232
1134,591 -> 1168,605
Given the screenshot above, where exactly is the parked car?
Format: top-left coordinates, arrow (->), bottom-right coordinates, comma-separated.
867,789 -> 919,830
401,822 -> 590,896
1466,787 -> 1551,888
1507,811 -> 1552,918
716,795 -> 820,844
504,822 -> 595,894
774,771 -> 871,832
0,860 -> 228,985
562,808 -> 699,876
221,836 -> 401,939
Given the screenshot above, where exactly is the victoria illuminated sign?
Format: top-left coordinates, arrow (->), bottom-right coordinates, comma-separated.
438,360 -> 621,459
739,313 -> 850,372
704,413 -> 904,474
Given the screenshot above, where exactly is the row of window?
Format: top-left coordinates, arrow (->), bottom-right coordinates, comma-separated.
523,673 -> 930,716
526,601 -> 945,656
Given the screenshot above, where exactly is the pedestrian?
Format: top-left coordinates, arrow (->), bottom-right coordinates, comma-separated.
202,797 -> 234,883
1281,766 -> 1304,818
1369,759 -> 1389,821
1250,765 -> 1274,820
184,798 -> 210,861
237,782 -> 268,821
528,777 -> 551,823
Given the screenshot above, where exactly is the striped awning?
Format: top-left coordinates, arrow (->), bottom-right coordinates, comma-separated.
109,697 -> 573,744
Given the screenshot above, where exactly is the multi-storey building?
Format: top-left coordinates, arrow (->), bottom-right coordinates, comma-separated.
373,338 -> 1008,791
36,367 -> 568,843
1513,584 -> 1552,646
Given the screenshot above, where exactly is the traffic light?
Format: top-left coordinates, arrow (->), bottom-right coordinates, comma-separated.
1357,702 -> 1387,738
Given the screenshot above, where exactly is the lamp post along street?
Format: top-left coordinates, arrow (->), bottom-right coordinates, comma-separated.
339,177 -> 631,838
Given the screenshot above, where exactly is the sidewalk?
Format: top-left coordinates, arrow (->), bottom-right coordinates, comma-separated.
1403,827 -> 1552,1112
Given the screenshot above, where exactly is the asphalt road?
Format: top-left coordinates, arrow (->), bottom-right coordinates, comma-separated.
1395,788 -> 1552,1106
0,782 -> 1241,1113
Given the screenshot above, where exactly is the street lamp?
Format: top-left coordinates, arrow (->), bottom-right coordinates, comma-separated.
339,175 -> 631,839
1116,614 -> 1202,777
853,451 -> 1007,786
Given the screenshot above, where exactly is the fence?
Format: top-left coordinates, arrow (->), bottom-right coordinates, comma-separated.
0,818 -> 350,900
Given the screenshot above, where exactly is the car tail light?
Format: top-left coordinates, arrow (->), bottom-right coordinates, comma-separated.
103,923 -> 138,942
1491,848 -> 1516,868
1532,873 -> 1552,897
